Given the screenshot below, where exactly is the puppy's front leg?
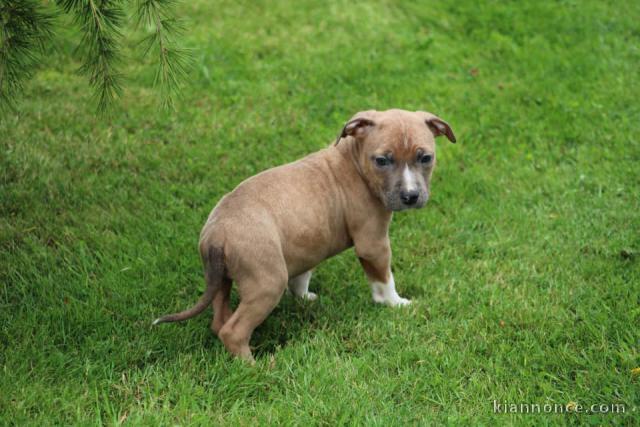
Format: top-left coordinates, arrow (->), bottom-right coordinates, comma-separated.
357,242 -> 411,307
288,270 -> 317,301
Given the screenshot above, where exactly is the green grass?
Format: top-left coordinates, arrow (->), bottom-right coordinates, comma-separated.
1,0 -> 639,424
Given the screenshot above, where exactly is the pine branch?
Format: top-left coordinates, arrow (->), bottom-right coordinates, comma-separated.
0,0 -> 55,112
136,0 -> 191,109
57,0 -> 126,111
0,0 -> 191,113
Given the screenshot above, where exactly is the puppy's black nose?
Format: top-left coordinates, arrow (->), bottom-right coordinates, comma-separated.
400,191 -> 419,206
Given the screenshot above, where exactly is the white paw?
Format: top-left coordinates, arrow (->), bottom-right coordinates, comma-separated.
370,276 -> 410,307
372,292 -> 386,304
302,292 -> 317,301
392,297 -> 411,307
372,292 -> 411,306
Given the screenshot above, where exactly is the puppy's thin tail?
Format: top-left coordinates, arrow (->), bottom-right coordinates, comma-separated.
153,246 -> 225,325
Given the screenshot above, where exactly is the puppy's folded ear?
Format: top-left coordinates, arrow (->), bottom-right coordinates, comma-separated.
419,111 -> 457,143
335,113 -> 376,145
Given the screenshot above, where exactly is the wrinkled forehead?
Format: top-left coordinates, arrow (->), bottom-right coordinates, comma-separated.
367,114 -> 435,157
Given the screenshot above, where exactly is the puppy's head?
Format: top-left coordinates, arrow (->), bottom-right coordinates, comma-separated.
336,109 -> 456,211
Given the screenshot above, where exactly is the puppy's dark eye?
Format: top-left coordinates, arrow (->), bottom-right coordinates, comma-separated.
419,154 -> 433,164
375,156 -> 391,167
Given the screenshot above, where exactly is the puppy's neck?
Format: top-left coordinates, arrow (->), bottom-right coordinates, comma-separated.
336,136 -> 367,181
330,138 -> 391,219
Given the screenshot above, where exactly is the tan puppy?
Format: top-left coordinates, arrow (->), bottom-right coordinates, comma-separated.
154,109 -> 456,361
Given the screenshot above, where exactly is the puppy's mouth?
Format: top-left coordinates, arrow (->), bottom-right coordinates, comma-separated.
391,201 -> 427,212
384,194 -> 429,212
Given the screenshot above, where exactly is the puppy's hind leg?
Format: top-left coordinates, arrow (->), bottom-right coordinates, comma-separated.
210,277 -> 233,336
218,271 -> 287,362
288,270 -> 316,301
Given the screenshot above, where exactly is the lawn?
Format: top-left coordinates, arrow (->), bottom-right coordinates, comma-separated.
1,0 -> 639,424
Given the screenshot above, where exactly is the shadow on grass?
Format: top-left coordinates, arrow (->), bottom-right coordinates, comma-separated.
156,289 -> 325,360
245,293 -> 322,359
154,266 -> 374,360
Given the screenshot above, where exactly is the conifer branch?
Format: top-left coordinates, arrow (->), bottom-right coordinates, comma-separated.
136,0 -> 191,109
0,0 -> 55,111
58,0 -> 125,111
0,0 -> 191,113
